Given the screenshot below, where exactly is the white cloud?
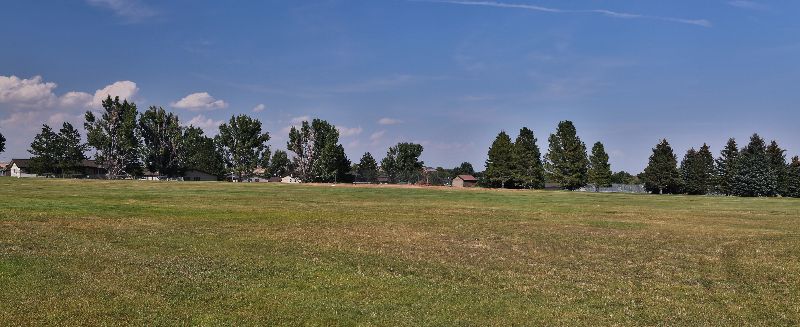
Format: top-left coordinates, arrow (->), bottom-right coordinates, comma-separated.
0,75 -> 58,107
59,91 -> 93,107
86,0 -> 158,20
337,126 -> 363,137
171,92 -> 228,111
290,115 -> 310,124
728,1 -> 768,10
184,114 -> 224,136
378,117 -> 402,125
370,130 -> 386,142
252,104 -> 266,112
420,0 -> 711,27
92,81 -> 139,108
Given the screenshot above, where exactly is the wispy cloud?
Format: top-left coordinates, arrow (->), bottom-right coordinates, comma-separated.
727,1 -> 768,11
378,118 -> 403,125
86,0 -> 158,21
416,0 -> 711,27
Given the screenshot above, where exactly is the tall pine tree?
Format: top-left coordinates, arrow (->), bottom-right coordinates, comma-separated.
56,122 -> 88,177
786,156 -> 800,198
0,131 -> 5,154
356,152 -> 378,183
715,138 -> 739,196
29,124 -> 59,175
732,134 -> 777,197
766,140 -> 789,196
512,127 -> 545,189
485,131 -> 515,188
641,139 -> 681,194
544,121 -> 589,190
588,141 -> 612,190
681,144 -> 715,195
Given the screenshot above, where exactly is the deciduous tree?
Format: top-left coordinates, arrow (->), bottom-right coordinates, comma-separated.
84,96 -> 142,178
544,121 -> 589,190
216,115 -> 270,180
182,126 -> 225,179
139,106 -> 183,177
452,162 -> 475,178
269,150 -> 292,178
381,143 -> 424,183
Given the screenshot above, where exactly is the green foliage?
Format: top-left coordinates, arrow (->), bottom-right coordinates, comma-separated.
611,171 -> 638,184
139,106 -> 183,177
588,142 -> 612,189
680,144 -> 715,195
641,139 -> 681,194
215,115 -> 270,180
29,123 -> 88,177
732,134 -> 777,197
182,126 -> 225,179
0,131 -> 5,154
269,150 -> 292,178
786,156 -> 800,198
452,162 -> 475,178
766,140 -> 789,196
714,138 -> 739,195
84,96 -> 142,178
544,121 -> 589,190
287,118 -> 349,182
28,124 -> 59,175
484,131 -> 515,188
513,127 -> 545,189
356,152 -> 379,183
381,143 -> 424,183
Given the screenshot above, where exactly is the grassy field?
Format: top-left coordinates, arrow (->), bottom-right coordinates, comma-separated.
1,178 -> 799,325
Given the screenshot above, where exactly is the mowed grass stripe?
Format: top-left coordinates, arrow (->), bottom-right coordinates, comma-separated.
1,178 -> 799,325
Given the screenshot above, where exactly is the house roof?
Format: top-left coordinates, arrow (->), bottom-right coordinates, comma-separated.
456,175 -> 477,181
11,158 -> 101,169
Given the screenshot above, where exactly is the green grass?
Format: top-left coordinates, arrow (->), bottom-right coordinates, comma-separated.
1,178 -> 799,325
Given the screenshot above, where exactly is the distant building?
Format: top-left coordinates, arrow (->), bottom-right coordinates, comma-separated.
452,175 -> 478,188
268,176 -> 282,183
6,159 -> 106,178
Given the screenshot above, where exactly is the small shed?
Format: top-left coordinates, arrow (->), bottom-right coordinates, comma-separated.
452,175 -> 478,188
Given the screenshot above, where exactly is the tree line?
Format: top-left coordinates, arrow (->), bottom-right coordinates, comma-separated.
483,120 -> 800,198
17,96 -> 426,183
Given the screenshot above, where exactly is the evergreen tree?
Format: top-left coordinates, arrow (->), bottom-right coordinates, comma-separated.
513,127 -> 545,189
484,131 -> 515,188
55,122 -> 88,177
544,121 -> 589,190
0,131 -> 5,154
681,144 -> 715,195
216,115 -> 271,180
766,140 -> 789,196
588,141 -> 612,190
29,124 -> 59,175
269,150 -> 292,177
84,96 -> 142,178
182,126 -> 225,179
641,139 -> 681,194
715,138 -> 739,196
356,152 -> 379,183
786,156 -> 800,198
732,134 -> 777,197
452,162 -> 475,177
139,106 -> 183,177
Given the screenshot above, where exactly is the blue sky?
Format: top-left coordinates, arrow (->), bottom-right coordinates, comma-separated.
1,0 -> 798,172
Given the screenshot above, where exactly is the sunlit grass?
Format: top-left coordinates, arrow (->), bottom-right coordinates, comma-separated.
1,178 -> 799,325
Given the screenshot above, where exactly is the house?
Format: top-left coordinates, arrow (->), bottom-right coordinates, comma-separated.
281,175 -> 301,183
183,169 -> 218,181
8,159 -> 37,178
452,175 -> 478,188
268,176 -> 282,183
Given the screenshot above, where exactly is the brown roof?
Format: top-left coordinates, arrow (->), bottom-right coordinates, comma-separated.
456,175 -> 477,182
